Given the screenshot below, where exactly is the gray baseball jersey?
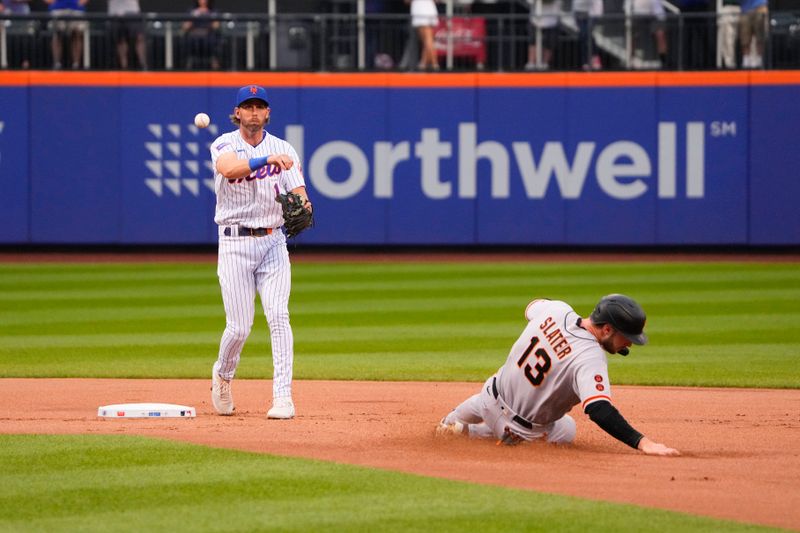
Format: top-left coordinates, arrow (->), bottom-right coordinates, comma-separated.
495,298 -> 612,426
210,129 -> 305,229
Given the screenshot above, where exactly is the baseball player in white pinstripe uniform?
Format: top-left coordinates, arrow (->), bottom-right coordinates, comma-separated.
209,84 -> 311,420
437,295 -> 679,456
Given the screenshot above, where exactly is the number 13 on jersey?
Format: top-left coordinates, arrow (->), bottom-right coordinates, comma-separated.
517,336 -> 552,386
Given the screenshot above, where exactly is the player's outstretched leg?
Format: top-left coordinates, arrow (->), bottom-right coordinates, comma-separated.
435,390 -> 488,438
436,415 -> 499,440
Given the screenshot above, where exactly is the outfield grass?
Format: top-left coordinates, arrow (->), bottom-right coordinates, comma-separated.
0,434 -> 772,533
0,261 -> 798,388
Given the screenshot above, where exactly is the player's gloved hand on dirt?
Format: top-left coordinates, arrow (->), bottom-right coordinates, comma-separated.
276,191 -> 314,238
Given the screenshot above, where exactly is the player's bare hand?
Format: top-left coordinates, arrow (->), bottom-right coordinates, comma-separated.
638,437 -> 681,457
268,154 -> 294,170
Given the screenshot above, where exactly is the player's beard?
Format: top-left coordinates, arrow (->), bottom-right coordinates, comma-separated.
243,119 -> 265,135
599,337 -> 616,354
598,332 -> 622,354
245,112 -> 269,132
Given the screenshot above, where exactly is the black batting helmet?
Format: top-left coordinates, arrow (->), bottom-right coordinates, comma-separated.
590,294 -> 648,345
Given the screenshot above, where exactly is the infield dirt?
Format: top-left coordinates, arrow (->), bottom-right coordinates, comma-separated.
2,378 -> 798,530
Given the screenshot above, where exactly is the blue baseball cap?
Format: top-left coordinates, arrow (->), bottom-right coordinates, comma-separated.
235,85 -> 269,107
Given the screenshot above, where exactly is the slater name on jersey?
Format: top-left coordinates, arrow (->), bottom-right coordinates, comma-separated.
540,316 -> 572,360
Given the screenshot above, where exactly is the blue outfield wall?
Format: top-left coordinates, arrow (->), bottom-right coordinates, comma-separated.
0,76 -> 798,245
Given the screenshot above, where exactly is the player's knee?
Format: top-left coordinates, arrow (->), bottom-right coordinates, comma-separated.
442,411 -> 459,426
266,307 -> 290,326
225,323 -> 252,342
547,414 -> 576,444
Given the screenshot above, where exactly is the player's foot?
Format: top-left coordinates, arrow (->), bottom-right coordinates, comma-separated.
211,361 -> 234,415
496,427 -> 524,446
267,397 -> 295,419
434,417 -> 468,437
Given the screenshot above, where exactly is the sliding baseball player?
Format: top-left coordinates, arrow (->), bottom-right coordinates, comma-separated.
437,294 -> 680,456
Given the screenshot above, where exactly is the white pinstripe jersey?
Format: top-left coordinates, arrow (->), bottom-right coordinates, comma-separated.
210,129 -> 306,229
495,299 -> 612,425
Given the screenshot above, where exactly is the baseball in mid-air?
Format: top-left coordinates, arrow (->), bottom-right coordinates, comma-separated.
194,112 -> 210,128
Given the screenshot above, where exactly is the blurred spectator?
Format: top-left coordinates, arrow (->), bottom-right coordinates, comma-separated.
630,0 -> 669,68
44,0 -> 88,70
678,0 -> 713,70
740,0 -> 768,68
526,0 -> 562,71
182,0 -> 221,70
0,0 -> 32,69
398,17 -> 419,70
407,0 -> 440,70
108,0 -> 147,70
717,0 -> 740,68
0,0 -> 29,15
366,0 -> 399,70
573,0 -> 603,70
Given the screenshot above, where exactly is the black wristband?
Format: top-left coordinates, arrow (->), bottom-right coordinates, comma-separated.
584,400 -> 644,449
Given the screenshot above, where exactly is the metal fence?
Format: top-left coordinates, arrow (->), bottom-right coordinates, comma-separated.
1,10 -> 798,72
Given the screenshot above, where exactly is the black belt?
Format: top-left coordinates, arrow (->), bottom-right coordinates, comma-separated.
223,227 -> 274,237
492,377 -> 533,430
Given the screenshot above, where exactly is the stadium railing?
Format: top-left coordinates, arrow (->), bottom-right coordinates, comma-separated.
0,10 -> 798,72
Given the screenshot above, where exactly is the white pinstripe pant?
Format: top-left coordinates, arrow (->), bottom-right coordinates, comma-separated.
216,230 -> 294,399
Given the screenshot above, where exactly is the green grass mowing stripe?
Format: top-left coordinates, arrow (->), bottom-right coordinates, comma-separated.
0,263 -> 211,274
4,315 -> 800,352
0,285 -> 218,302
7,262 -> 795,296
308,261 -> 800,277
2,342 -> 796,386
0,347 -> 497,380
294,343 -> 798,385
0,434 -> 771,533
297,278 -> 800,295
4,264 -> 800,298
12,306 -> 800,338
6,294 -> 796,330
1,340 -> 796,384
0,302 -> 521,329
0,270 -> 214,289
0,322 -> 521,345
1,261 -> 798,387
0,332 -> 222,349
0,305 -> 224,328
1,261 -> 796,276
2,309 -> 797,347
4,287 -> 797,319
5,296 -> 223,314
293,261 -> 798,276
610,344 -> 800,388
0,264 -> 213,277
0,350 -> 226,379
